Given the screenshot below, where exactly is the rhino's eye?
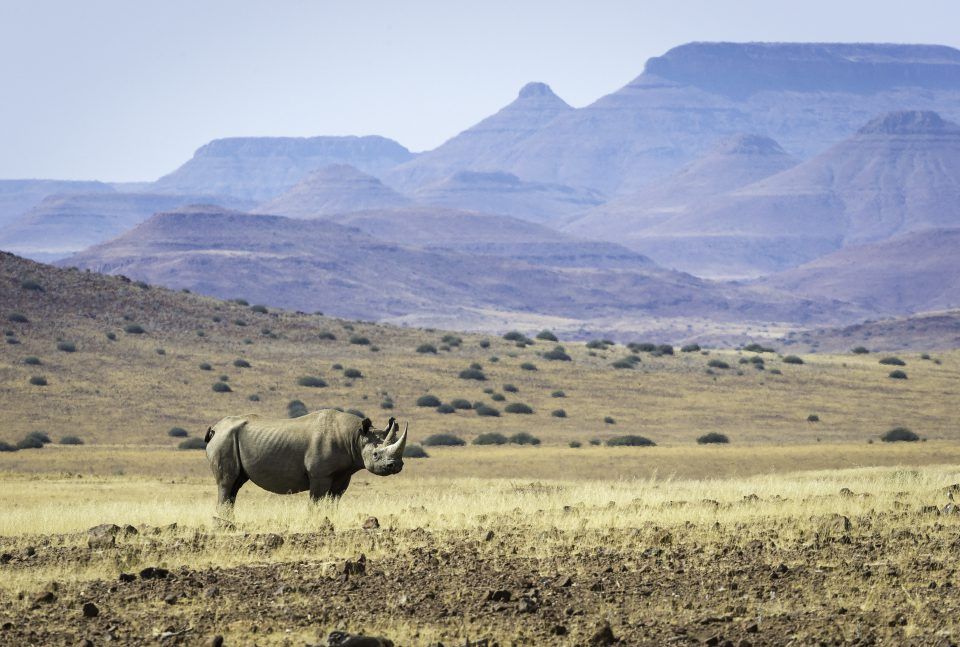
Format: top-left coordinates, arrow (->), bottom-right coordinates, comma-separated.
374,451 -> 382,460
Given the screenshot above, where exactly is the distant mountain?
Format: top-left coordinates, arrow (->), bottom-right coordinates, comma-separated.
62,206 -> 846,327
256,165 -> 411,218
412,171 -> 603,225
781,309 -> 960,353
386,82 -> 572,191
564,134 -> 797,239
153,135 -> 413,202
0,180 -> 114,229
491,43 -> 960,194
760,228 -> 960,315
0,192 -> 252,262
320,206 -> 653,269
622,110 -> 960,279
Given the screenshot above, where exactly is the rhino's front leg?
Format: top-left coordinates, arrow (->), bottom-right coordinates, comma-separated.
308,476 -> 333,503
329,473 -> 353,499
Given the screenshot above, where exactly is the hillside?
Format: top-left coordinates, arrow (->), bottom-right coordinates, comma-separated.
0,179 -> 114,229
255,164 -> 411,217
782,310 -> 960,353
152,135 -> 413,202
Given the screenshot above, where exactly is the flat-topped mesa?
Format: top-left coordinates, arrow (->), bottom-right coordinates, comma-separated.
642,42 -> 960,97
857,110 -> 960,135
713,134 -> 788,156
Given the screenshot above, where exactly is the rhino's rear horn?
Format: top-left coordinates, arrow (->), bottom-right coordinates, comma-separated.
383,418 -> 399,443
385,422 -> 408,458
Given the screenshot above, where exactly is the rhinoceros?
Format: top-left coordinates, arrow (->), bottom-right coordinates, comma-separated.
204,409 -> 407,511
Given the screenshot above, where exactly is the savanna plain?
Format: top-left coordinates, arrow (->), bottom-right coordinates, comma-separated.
2,254 -> 960,646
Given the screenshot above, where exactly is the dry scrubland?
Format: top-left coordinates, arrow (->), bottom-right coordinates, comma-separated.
3,254 -> 960,644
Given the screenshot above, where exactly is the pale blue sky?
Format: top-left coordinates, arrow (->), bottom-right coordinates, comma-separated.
1,0 -> 958,181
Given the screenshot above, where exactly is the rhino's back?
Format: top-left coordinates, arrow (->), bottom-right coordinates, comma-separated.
236,413 -> 321,494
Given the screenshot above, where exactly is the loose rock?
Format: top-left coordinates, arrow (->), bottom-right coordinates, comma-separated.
362,517 -> 380,530
81,602 -> 99,618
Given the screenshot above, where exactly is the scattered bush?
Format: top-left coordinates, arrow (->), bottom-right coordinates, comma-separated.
416,395 -> 442,407
707,359 -> 729,369
888,370 -> 908,380
248,394 -> 260,402
473,432 -> 508,446
29,376 -> 47,386
441,334 -> 462,347
349,335 -> 370,345
551,409 -> 567,418
178,437 -> 206,450
459,368 -> 486,381
606,435 -> 656,447
503,331 -> 529,343
697,432 -> 729,444
851,346 -> 870,354
20,279 -> 43,291
536,330 -> 558,342
509,432 -> 541,445
879,357 -> 906,366
551,390 -> 566,398
22,356 -> 41,365
7,312 -> 28,323
0,441 -> 17,452
56,341 -> 76,353
769,369 -> 782,375
604,416 -> 615,424
807,414 -> 820,423
233,319 -> 247,327
167,427 -> 189,438
479,339 -> 491,349
403,444 -> 429,458
60,435 -> 84,445
155,348 -> 166,355
475,404 -> 500,417
782,355 -> 804,365
380,400 -> 394,409
288,400 -> 308,418
416,343 -> 437,354
344,368 -> 363,379
490,393 -> 506,402
469,362 -> 483,370
504,402 -> 533,414
332,363 -> 343,370
106,332 -> 117,340
881,427 -> 919,442
543,346 -> 572,361
212,382 -> 232,393
233,359 -> 251,368
199,362 -> 212,371
124,324 -> 145,334
589,438 -> 602,446
423,433 -> 466,447
520,362 -> 537,371
436,403 -> 456,414
743,343 -> 774,353
450,399 -> 473,410
250,304 -> 268,313
655,344 -> 674,356
297,376 -> 327,388
503,384 -> 518,393
681,343 -> 701,353
16,434 -> 44,450
568,440 -> 582,448
318,331 -> 336,340
233,298 -> 249,306
611,359 -> 635,369
26,431 -> 51,445
921,353 -> 932,360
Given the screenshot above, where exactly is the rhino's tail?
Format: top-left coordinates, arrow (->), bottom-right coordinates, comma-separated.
204,426 -> 215,443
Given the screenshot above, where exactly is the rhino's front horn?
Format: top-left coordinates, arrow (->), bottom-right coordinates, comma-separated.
385,422 -> 408,458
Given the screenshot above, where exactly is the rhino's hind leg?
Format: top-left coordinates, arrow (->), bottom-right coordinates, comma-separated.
206,418 -> 249,517
217,469 -> 249,515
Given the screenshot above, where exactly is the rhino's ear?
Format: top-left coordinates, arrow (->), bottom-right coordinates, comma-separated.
360,417 -> 373,434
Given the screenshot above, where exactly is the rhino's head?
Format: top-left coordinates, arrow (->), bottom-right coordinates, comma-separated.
358,417 -> 407,476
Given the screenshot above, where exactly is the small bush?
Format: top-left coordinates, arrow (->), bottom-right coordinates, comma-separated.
491,393 -> 506,402
288,400 -> 308,417
212,381 -> 232,393
509,432 -> 541,445
233,298 -> 249,306
459,368 -> 486,381
536,330 -> 558,342
380,400 -> 394,409
604,416 -> 615,424
520,362 -> 537,371
504,402 -> 533,414
708,358 -> 732,370
416,395 -> 442,407
199,362 -> 212,371
318,331 -> 336,340
606,435 -> 656,447
60,435 -> 84,445
250,304 -> 268,313
344,368 -> 363,379
20,279 -> 43,291
469,362 -> 483,370
888,370 -> 908,380
29,376 -> 47,386
503,384 -> 519,393
611,359 -> 634,369
26,431 -> 51,445
436,403 -> 456,414
551,390 -> 566,398
168,427 -> 189,438
586,339 -> 610,350
697,432 -> 729,444
475,404 -> 500,417
743,343 -> 774,353
589,438 -> 602,446
155,348 -> 166,355
233,359 -> 251,368
16,435 -> 44,450
879,357 -> 906,366
503,331 -> 528,342
921,353 -> 932,360
423,433 -> 466,447
551,409 -> 567,418
881,427 -> 919,442
56,341 -> 76,353
479,339 -> 491,349
178,437 -> 206,450
473,432 -> 508,446
124,324 -> 145,334
568,440 -> 582,448
332,363 -> 343,370
655,344 -> 674,356
403,444 -> 429,458
416,343 -> 437,354
297,376 -> 327,388
807,414 -> 820,422
450,399 -> 473,410
441,334 -> 462,347
543,346 -> 572,361
23,356 -> 41,365
233,319 -> 247,327
628,342 -> 656,353
680,343 -> 701,353
106,331 -> 117,340
248,394 -> 260,402
782,355 -> 804,365
349,335 -> 370,345
851,346 -> 870,354
7,312 -> 28,323
0,441 -> 18,452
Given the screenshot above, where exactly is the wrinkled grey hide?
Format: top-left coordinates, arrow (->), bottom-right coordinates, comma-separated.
205,409 -> 406,512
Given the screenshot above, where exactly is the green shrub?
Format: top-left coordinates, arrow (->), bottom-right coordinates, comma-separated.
509,432 -> 540,445
212,382 -> 232,393
344,368 -> 363,379
349,335 -> 370,345
7,312 -> 28,323
233,358 -> 251,368
20,279 -> 43,291
543,346 -> 572,361
782,355 -> 804,365
403,444 -> 429,458
611,359 -> 634,369
450,399 -> 473,410
155,348 -> 166,355
807,414 -> 820,422
604,416 -> 615,424
504,402 -> 533,414
124,324 -> 145,334
475,404 -> 500,417
551,409 -> 567,418
628,342 -> 656,353
0,441 -> 18,452
881,427 -> 919,442
5,337 -> 19,345
503,384 -> 518,393
248,394 -> 260,402
589,438 -> 602,446
416,395 -> 442,407
680,343 -> 701,353
490,393 -> 506,402
56,341 -> 76,353
318,331 -> 336,340
606,435 -> 656,447
697,432 -> 729,444
441,334 -> 462,347
459,368 -> 486,380
416,343 -> 437,354
743,343 -> 774,353
332,363 -> 343,370
212,316 -> 221,323
16,434 -> 44,450
707,359 -> 729,369
233,298 -> 249,306
60,435 -> 84,445
199,362 -> 212,371
879,357 -> 906,366
586,339 -> 609,350
479,339 -> 490,349
536,330 -> 558,342
178,437 -> 206,450
233,319 -> 247,327
520,362 -> 537,371
423,433 -> 466,447
503,331 -> 528,342
297,376 -> 327,388
23,356 -> 41,365
106,332 -> 117,340
888,370 -> 908,380
436,403 -> 456,414
380,400 -> 394,409
288,400 -> 308,418
250,304 -> 268,313
29,376 -> 47,386
26,431 -> 51,445
568,441 -> 582,448
473,432 -> 508,445
168,427 -> 189,438
851,346 -> 870,354
769,369 -> 782,375
469,362 -> 483,370
551,390 -> 565,398
655,344 -> 674,356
